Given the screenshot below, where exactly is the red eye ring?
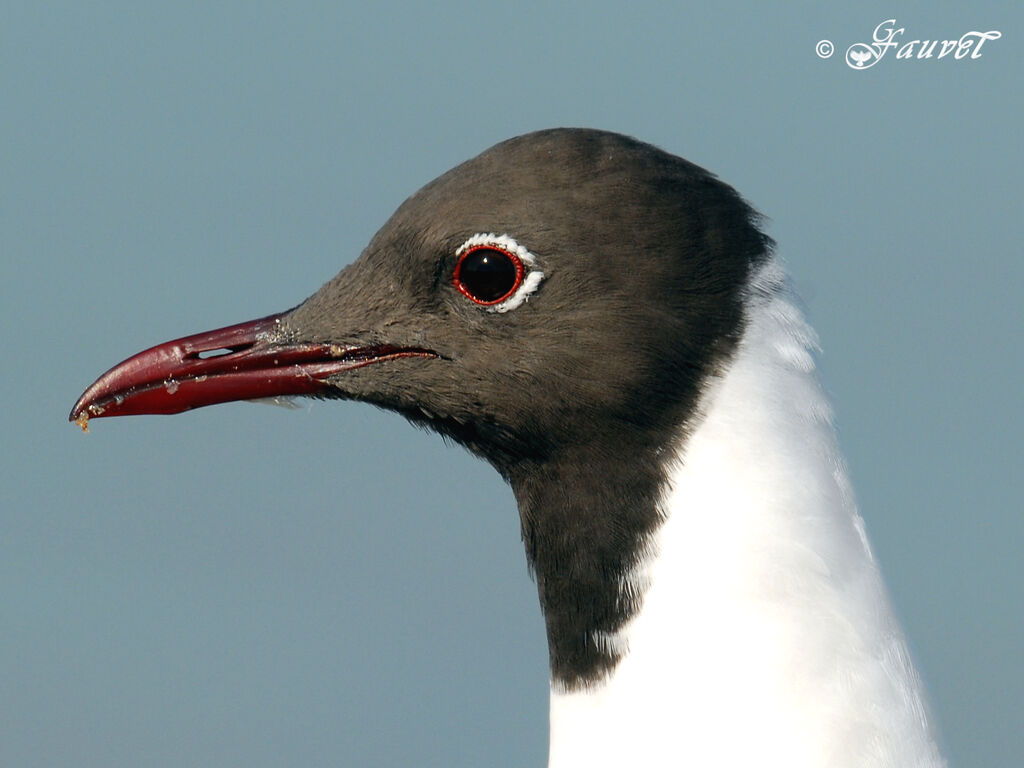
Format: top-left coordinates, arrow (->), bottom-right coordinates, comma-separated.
453,244 -> 525,306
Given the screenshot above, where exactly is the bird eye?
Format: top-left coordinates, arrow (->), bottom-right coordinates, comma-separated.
453,233 -> 546,312
454,246 -> 524,305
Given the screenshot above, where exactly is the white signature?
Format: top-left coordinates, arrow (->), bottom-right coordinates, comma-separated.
845,19 -> 1001,69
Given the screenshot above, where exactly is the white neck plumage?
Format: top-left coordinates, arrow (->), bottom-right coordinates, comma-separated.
547,261 -> 946,768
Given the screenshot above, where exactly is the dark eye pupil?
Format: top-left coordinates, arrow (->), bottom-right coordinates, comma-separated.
457,248 -> 520,303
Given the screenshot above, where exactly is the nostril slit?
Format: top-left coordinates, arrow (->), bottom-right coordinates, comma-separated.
194,345 -> 250,359
197,348 -> 234,359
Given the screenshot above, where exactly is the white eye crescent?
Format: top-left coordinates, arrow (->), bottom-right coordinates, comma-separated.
454,234 -> 545,313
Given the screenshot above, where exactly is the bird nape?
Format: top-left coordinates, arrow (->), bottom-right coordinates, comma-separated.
70,128 -> 946,768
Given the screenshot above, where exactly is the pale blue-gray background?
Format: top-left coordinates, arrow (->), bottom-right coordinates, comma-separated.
2,2 -> 1020,766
